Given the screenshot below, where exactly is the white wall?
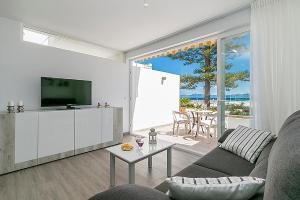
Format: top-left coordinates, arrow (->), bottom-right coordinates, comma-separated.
0,17 -> 129,132
131,66 -> 180,131
126,8 -> 250,59
47,33 -> 125,62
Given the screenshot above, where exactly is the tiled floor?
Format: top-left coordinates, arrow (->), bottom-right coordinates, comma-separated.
132,124 -> 218,155
132,116 -> 251,155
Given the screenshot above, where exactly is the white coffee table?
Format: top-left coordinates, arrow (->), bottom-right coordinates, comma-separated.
106,138 -> 175,187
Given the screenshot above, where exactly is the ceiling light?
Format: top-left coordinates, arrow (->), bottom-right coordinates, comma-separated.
144,0 -> 149,7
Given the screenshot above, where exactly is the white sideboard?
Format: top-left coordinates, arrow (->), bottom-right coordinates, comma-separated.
101,108 -> 114,143
0,107 -> 123,174
38,110 -> 75,163
15,112 -> 38,164
75,109 -> 102,149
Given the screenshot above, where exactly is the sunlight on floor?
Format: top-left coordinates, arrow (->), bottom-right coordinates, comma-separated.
132,124 -> 218,155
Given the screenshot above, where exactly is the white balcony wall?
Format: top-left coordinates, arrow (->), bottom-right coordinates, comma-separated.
131,66 -> 180,131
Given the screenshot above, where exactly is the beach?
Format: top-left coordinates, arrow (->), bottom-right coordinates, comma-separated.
189,99 -> 250,108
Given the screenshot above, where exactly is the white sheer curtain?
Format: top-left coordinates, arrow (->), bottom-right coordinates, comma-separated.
251,0 -> 300,134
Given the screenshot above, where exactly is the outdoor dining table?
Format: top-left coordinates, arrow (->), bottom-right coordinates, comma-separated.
188,110 -> 213,137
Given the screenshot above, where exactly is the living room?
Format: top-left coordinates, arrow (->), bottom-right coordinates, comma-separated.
0,0 -> 299,200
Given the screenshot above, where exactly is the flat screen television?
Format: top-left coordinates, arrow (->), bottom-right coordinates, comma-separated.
41,77 -> 92,108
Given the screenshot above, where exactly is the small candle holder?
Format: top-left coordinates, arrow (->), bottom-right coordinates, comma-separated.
104,102 -> 109,108
7,105 -> 15,113
7,101 -> 15,113
17,101 -> 24,113
17,105 -> 24,113
97,102 -> 102,108
148,128 -> 157,144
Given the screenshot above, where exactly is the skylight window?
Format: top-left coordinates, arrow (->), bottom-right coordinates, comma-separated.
23,28 -> 50,45
22,27 -> 124,62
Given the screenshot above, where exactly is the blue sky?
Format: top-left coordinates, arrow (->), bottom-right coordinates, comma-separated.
138,33 -> 250,96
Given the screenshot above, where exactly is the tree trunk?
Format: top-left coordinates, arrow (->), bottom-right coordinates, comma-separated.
204,80 -> 211,108
203,45 -> 212,108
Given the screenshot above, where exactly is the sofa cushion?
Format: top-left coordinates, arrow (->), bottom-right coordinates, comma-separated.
155,164 -> 229,193
264,110 -> 300,200
255,138 -> 276,165
249,193 -> 264,200
195,147 -> 255,176
250,158 -> 268,179
166,176 -> 265,200
220,125 -> 274,163
218,129 -> 235,143
89,184 -> 170,200
249,138 -> 276,179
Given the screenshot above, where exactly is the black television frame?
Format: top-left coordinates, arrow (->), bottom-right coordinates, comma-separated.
41,77 -> 92,108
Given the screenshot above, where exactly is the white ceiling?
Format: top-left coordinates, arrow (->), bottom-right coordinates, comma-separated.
0,0 -> 252,51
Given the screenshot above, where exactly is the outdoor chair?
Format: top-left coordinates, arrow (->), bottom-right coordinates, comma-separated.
172,111 -> 192,136
199,112 -> 217,139
185,109 -> 196,131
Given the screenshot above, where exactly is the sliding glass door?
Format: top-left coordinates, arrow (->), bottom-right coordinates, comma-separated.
129,30 -> 250,148
217,32 -> 251,136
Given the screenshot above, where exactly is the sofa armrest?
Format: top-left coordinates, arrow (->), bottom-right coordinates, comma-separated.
218,129 -> 235,143
89,184 -> 170,200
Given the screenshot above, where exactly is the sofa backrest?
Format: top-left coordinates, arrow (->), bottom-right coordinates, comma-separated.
264,110 -> 300,200
249,138 -> 276,179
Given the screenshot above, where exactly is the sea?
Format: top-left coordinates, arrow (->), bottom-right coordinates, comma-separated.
185,97 -> 250,101
180,94 -> 250,102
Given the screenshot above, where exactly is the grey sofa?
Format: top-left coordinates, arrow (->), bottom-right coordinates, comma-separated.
89,111 -> 300,200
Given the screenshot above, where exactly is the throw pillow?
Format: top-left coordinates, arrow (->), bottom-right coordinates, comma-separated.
218,129 -> 235,143
166,176 -> 265,200
220,125 -> 274,163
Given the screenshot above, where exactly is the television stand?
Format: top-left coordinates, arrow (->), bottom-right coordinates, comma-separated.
0,107 -> 123,175
66,105 -> 78,109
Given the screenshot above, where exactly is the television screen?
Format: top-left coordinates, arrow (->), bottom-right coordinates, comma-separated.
41,77 -> 92,107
